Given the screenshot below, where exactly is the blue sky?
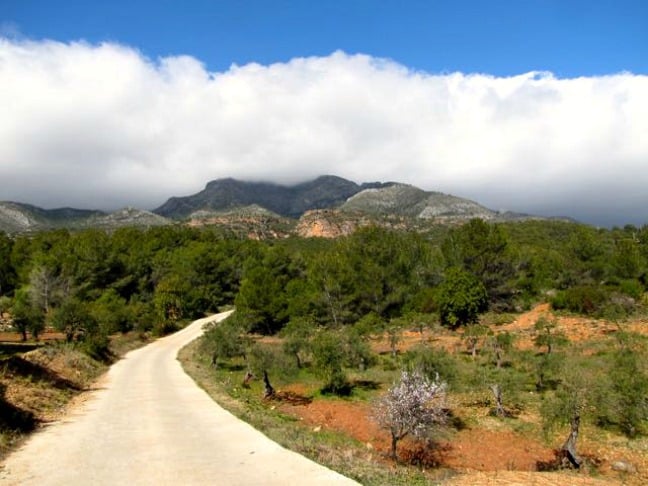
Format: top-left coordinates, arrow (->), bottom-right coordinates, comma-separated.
4,0 -> 647,77
1,1 -> 648,225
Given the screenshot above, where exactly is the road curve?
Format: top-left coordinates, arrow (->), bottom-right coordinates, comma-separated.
0,312 -> 358,485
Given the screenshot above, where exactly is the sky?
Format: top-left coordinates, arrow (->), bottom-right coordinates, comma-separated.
1,0 -> 647,226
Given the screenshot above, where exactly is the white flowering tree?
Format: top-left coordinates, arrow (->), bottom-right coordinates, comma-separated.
374,370 -> 448,461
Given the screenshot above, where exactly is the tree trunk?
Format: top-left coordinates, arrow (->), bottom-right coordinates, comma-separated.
561,414 -> 581,469
468,338 -> 478,358
242,370 -> 254,388
490,383 -> 506,417
495,346 -> 503,369
262,370 -> 275,399
390,433 -> 399,461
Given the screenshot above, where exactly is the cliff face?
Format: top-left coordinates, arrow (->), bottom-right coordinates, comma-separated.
295,210 -> 363,238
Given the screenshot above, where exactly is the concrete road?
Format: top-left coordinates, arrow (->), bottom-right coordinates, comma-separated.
0,312 -> 358,485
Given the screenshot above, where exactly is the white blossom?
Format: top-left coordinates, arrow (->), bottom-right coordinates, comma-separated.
374,370 -> 448,459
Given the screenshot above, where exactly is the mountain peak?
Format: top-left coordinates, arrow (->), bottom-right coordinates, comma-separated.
154,175 -> 367,219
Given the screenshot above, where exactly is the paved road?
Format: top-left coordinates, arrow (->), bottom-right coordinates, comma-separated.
0,312 -> 358,485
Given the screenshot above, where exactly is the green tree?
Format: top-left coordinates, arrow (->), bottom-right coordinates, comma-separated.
541,357 -> 593,468
201,317 -> 249,368
91,289 -> 131,334
51,297 -> 95,343
153,274 -> 189,328
235,246 -> 298,334
11,289 -> 44,341
442,219 -> 515,308
311,330 -> 350,395
0,232 -> 16,296
533,317 -> 568,356
280,318 -> 313,369
438,267 -> 488,328
462,324 -> 489,358
595,333 -> 648,437
489,331 -> 515,369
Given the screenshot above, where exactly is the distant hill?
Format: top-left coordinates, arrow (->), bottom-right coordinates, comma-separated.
0,202 -> 103,233
0,202 -> 170,233
84,207 -> 171,229
153,175 -> 391,219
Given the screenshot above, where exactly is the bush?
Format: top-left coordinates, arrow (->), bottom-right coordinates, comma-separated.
403,345 -> 458,387
551,285 -> 608,315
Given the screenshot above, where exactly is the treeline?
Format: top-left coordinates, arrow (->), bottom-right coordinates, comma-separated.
234,219 -> 648,334
0,226 -> 255,356
1,219 -> 648,349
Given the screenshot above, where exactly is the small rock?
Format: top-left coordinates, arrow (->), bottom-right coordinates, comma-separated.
365,442 -> 373,450
611,460 -> 637,474
313,426 -> 321,432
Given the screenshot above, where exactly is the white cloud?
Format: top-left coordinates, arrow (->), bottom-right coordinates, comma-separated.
0,39 -> 647,225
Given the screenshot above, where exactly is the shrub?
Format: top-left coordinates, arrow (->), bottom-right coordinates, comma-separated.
551,285 -> 608,315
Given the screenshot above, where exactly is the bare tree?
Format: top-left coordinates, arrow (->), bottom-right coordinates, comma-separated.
28,265 -> 67,314
373,370 -> 447,461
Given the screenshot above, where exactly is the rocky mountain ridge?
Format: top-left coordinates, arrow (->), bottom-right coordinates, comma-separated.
153,175 -> 391,219
0,176 -> 571,235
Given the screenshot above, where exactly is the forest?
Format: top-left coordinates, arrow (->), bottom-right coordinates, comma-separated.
1,219 -> 647,345
1,219 -> 648,480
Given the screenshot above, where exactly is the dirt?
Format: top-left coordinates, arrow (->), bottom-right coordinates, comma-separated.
275,304 -> 648,484
0,330 -> 65,343
278,398 -> 556,468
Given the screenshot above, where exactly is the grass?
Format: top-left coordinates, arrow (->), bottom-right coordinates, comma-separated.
179,338 -> 454,485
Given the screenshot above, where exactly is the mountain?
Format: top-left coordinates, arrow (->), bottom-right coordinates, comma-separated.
153,175 -> 391,219
0,202 -> 170,233
1,175 -> 574,235
340,183 -> 496,220
84,207 -> 171,229
0,202 -> 104,233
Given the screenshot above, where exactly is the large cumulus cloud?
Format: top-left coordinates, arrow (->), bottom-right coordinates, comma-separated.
0,38 -> 647,225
